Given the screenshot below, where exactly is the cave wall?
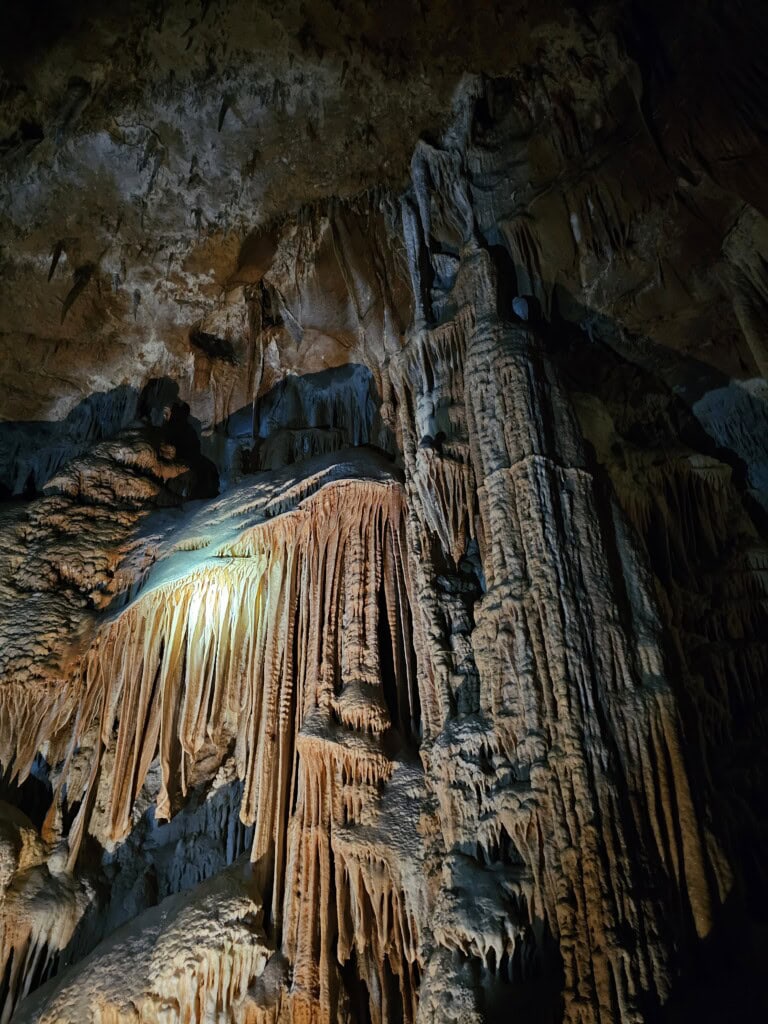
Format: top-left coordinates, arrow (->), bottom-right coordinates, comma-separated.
2,2 -> 768,1022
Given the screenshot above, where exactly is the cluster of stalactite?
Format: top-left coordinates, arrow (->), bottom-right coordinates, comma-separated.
0,838 -> 92,1024
2,474 -> 425,1024
390,148 -> 732,1018
578,409 -> 768,912
4,114 -> 763,1024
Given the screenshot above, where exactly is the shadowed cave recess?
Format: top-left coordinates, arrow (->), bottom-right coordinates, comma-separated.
1,1 -> 768,1021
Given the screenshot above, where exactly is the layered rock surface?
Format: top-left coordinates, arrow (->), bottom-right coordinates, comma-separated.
2,1 -> 768,1022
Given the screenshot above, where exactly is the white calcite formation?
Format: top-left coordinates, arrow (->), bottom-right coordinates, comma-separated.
12,862 -> 271,1024
1,5 -> 768,1022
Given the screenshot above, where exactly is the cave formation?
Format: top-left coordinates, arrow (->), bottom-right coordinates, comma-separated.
1,1 -> 767,1022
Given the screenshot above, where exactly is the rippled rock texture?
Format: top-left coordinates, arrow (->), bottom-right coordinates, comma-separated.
1,1 -> 767,1022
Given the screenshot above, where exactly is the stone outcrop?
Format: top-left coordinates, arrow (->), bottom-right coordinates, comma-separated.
1,1 -> 767,1022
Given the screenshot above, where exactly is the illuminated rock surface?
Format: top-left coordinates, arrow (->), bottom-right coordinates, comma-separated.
1,1 -> 768,1021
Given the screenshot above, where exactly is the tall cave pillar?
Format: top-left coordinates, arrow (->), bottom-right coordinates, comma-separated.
461,246 -> 715,1023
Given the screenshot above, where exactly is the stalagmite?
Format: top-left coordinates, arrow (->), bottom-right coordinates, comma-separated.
11,863 -> 271,1024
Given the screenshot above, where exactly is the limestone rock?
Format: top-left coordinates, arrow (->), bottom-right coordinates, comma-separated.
2,2 -> 768,1022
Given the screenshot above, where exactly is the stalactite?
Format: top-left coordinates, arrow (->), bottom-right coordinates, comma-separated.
48,476 -> 409,846
574,401 -> 768,904
5,468 -> 423,1022
391,218 -> 729,1019
465,249 -> 717,1018
392,313 -> 476,567
0,683 -> 76,789
0,837 -> 94,1024
4,50 -> 766,1023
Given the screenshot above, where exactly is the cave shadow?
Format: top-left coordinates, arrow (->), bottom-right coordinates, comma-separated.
0,383 -> 141,498
484,241 -> 768,533
53,771 -> 255,974
222,362 -> 399,474
451,914 -> 564,1024
0,363 -> 398,500
650,890 -> 768,1023
0,753 -> 52,829
0,377 -> 219,500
